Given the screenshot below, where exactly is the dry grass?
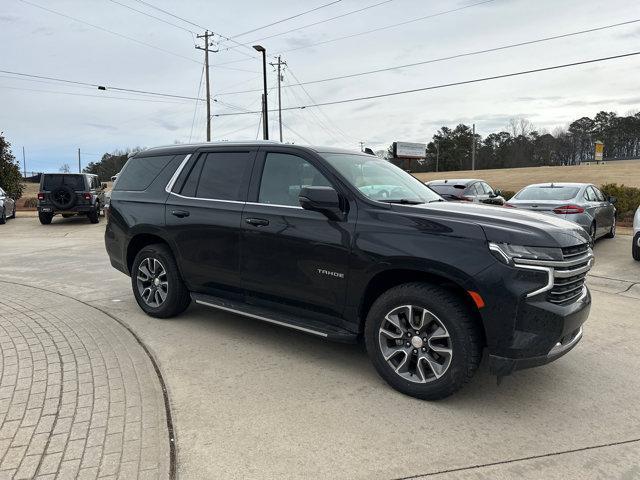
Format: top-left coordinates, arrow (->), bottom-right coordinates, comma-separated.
413,160 -> 640,192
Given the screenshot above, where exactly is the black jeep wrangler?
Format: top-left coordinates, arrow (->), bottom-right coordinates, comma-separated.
37,173 -> 106,225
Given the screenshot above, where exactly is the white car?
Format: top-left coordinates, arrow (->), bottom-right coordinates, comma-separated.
633,206 -> 640,261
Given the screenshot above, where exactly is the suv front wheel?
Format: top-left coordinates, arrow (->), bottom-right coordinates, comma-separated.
365,283 -> 483,400
131,243 -> 191,318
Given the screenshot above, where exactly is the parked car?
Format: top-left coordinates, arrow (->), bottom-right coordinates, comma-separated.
106,143 -> 592,400
506,183 -> 616,243
0,187 -> 16,224
633,206 -> 640,261
425,179 -> 505,205
37,173 -> 106,225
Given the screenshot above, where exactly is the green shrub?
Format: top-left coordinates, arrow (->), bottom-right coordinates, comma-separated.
500,190 -> 516,201
600,183 -> 640,217
22,197 -> 38,208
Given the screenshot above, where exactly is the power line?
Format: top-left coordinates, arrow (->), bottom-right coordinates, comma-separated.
0,69 -> 205,101
213,17 -> 640,96
18,0 -> 201,65
230,0 -> 397,48
213,50 -> 640,116
189,64 -> 206,142
128,0 -> 258,58
0,85 -> 191,104
231,1 -> 343,38
106,0 -> 196,33
278,0 -> 498,55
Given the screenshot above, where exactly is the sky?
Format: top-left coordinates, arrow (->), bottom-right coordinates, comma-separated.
1,0 -> 639,172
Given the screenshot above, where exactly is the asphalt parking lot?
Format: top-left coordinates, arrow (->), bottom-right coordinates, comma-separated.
1,215 -> 639,480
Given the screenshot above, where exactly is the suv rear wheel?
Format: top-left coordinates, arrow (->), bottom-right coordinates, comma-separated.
38,212 -> 53,225
633,233 -> 640,261
131,243 -> 190,318
0,207 -> 5,225
88,203 -> 100,223
364,283 -> 482,400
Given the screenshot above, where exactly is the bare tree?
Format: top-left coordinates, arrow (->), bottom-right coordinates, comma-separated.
59,163 -> 71,173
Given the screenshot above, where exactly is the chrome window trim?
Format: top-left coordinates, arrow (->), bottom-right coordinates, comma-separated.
548,326 -> 583,357
168,191 -> 245,205
245,201 -> 303,210
165,154 -> 192,194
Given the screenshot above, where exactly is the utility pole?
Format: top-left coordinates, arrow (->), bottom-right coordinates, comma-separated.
22,146 -> 26,178
471,123 -> 476,171
196,31 -> 216,141
253,45 -> 269,140
78,148 -> 81,173
269,56 -> 286,142
435,141 -> 439,172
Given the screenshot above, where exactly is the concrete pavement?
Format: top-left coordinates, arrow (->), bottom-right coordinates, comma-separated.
0,215 -> 639,479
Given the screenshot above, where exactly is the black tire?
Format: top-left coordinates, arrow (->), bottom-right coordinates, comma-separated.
38,212 -> 53,225
364,282 -> 483,400
88,204 -> 100,224
604,217 -> 616,239
633,233 -> 640,261
131,243 -> 191,318
589,222 -> 597,246
0,207 -> 5,225
10,204 -> 16,219
50,185 -> 77,210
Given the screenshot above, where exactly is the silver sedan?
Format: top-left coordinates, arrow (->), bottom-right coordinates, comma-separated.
506,183 -> 616,242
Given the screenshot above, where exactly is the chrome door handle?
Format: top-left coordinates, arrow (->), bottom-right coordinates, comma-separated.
245,218 -> 269,227
171,210 -> 190,218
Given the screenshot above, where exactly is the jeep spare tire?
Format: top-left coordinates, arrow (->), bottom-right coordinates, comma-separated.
51,185 -> 76,209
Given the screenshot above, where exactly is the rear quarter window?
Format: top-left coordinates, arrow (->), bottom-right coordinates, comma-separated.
42,175 -> 85,191
114,155 -> 175,191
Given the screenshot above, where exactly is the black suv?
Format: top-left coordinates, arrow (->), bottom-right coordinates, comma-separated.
38,173 -> 106,224
105,143 -> 593,399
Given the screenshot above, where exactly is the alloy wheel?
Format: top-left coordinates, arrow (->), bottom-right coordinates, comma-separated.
136,257 -> 169,307
378,305 -> 453,383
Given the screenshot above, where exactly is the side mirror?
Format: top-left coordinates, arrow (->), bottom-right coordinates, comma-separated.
494,189 -> 502,197
101,183 -> 108,189
299,186 -> 343,221
608,196 -> 617,204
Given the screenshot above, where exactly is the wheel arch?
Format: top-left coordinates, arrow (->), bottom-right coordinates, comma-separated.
126,232 -> 177,275
357,268 -> 487,344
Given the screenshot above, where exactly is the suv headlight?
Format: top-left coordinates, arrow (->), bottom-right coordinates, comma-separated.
488,242 -> 563,266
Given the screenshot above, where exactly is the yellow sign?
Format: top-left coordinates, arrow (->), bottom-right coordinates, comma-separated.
595,141 -> 604,162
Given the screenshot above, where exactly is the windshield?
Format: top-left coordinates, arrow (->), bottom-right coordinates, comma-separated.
42,174 -> 85,191
321,153 -> 442,203
515,186 -> 580,201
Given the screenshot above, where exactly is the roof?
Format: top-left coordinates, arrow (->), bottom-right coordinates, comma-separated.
136,142 -> 368,157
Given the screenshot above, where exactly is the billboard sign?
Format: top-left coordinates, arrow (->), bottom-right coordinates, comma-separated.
394,142 -> 426,159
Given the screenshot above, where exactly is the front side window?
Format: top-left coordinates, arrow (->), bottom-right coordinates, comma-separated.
259,153 -> 330,207
481,182 -> 493,195
593,187 -> 605,202
322,153 -> 442,203
584,187 -> 597,202
195,152 -> 254,201
114,155 -> 175,191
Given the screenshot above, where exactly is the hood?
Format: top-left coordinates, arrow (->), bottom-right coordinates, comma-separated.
391,201 -> 591,247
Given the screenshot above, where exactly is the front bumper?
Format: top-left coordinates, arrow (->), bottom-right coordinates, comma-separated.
473,260 -> 591,376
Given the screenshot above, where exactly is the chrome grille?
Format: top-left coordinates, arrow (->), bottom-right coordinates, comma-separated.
514,243 -> 593,304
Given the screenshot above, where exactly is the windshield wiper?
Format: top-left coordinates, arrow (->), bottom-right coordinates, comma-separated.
379,198 -> 425,205
428,199 -> 445,203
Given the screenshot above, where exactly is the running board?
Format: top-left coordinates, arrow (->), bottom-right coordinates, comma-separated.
191,293 -> 358,343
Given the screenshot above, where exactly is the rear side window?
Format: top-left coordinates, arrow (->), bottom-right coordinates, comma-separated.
42,175 -> 85,191
195,152 -> 254,201
427,184 -> 463,198
114,155 -> 175,191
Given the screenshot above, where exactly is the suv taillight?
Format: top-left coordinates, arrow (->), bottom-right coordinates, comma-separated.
37,192 -> 45,200
553,205 -> 584,214
83,192 -> 92,201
